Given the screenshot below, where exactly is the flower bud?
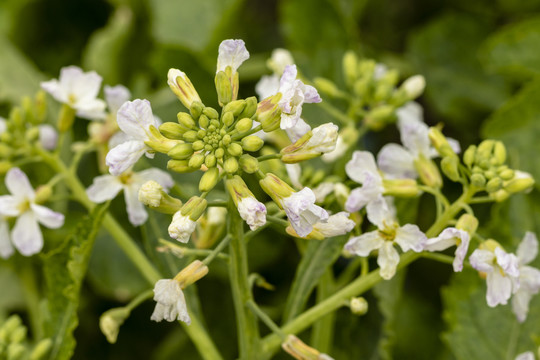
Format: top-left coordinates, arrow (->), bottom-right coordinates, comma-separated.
190,101 -> 204,120
401,75 -> 425,99
281,123 -> 338,163
493,141 -> 506,164
227,142 -> 243,157
486,177 -> 502,193
222,111 -> 235,127
160,122 -> 187,140
241,135 -> 264,152
224,157 -> 239,173
199,167 -> 220,192
174,260 -> 209,288
177,112 -> 197,129
313,77 -> 340,98
239,154 -> 259,173
205,154 -> 217,168
498,168 -> 514,180
470,173 -> 486,188
188,153 -> 205,169
463,145 -> 476,168
202,106 -> 219,119
382,178 -> 420,197
259,173 -> 295,203
57,104 -> 76,132
343,51 -> 358,87
350,297 -> 368,316
505,171 -> 535,194
30,338 -> 53,360
441,155 -> 460,182
215,148 -> 225,158
428,127 -> 455,157
226,175 -> 267,230
8,344 -> 25,359
235,118 -> 253,133
145,126 -> 181,153
139,180 -> 182,214
168,143 -> 194,160
215,69 -> 233,106
456,214 -> 478,236
168,69 -> 202,109
168,159 -> 197,173
183,130 -> 198,142
223,99 -> 246,117
238,96 -> 258,119
180,196 -> 208,220
99,307 -> 130,344
491,189 -> 510,202
256,94 -> 283,132
414,155 -> 442,188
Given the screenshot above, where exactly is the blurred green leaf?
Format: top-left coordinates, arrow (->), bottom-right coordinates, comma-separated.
482,78 -> 540,183
443,269 -> 540,359
82,6 -> 134,85
480,16 -> 540,80
42,202 -> 109,360
407,12 -> 511,127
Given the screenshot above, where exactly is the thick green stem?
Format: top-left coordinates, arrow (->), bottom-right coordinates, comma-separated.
227,199 -> 261,359
311,270 -> 335,353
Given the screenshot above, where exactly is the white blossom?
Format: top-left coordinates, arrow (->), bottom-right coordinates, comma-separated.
267,48 -> 294,75
282,187 -> 329,238
217,39 -> 250,73
38,124 -> 58,150
150,279 -> 190,324
304,123 -> 338,153
322,135 -> 348,163
512,232 -> 540,322
345,151 -> 385,212
470,245 -> 520,307
40,66 -> 106,120
425,227 -> 470,272
313,212 -> 355,238
105,99 -> 159,175
345,197 -> 426,280
237,197 -> 267,231
313,182 -> 335,203
515,352 -> 535,360
0,168 -> 64,257
278,65 -> 321,130
86,168 -> 173,226
168,211 -> 197,243
104,85 -> 131,116
0,117 -> 6,135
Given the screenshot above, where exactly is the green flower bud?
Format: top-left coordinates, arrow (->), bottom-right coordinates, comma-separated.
491,189 -> 510,202
484,169 -> 496,180
241,135 -> 264,152
190,101 -> 204,120
350,297 -> 368,316
199,167 -> 220,192
223,99 -> 246,117
428,127 -> 455,158
456,214 -> 478,236
259,173 -> 295,204
486,177 -> 503,193
382,179 -> 420,197
10,327 -> 26,343
222,112 -> 235,127
210,119 -> 220,128
168,160 -> 197,173
192,141 -> 204,151
379,69 -> 400,87
180,197 -> 208,220
198,114 -> 209,129
168,143 -> 194,160
168,69 -> 202,110
227,142 -> 243,157
414,156 -> 442,188
256,94 -> 283,132
145,126 -> 181,153
7,343 -> 25,360
224,157 -> 239,173
505,171 -> 535,193
99,307 -> 130,345
342,51 -> 358,87
499,168 -> 515,180
373,83 -> 393,102
238,96 -> 258,119
357,59 -> 376,80
222,134 -> 231,146
401,75 -> 426,99
239,154 -> 259,173
138,180 -> 182,214
25,127 -> 40,142
189,153 -> 205,169
202,107 -> 219,120
493,141 -> 506,164
353,77 -> 371,99
477,140 -> 495,161
29,338 -> 53,360
235,118 -> 253,133
183,130 -> 198,142
177,112 -> 196,129
470,173 -> 486,188
197,129 -> 206,139
215,70 -> 233,106
215,148 -> 225,158
313,77 -> 340,97
160,122 -> 187,140
364,105 -> 395,131
205,154 -> 217,168
441,156 -> 460,182
463,145 -> 476,168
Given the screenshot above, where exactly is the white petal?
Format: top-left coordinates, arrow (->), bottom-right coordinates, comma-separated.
285,164 -> 303,189
108,131 -> 132,149
396,102 -> 423,126
469,249 -> 495,273
314,212 -> 355,237
394,224 -> 426,252
345,151 -> 380,184
312,182 -> 334,203
217,39 -> 250,73
486,270 -> 512,307
86,174 -> 123,202
255,75 -> 280,100
283,188 -> 329,237
515,352 -> 535,360
305,123 -> 338,153
268,48 -> 294,75
135,168 -> 174,190
424,227 -> 470,271
116,99 -> 156,140
0,218 -> 14,259
237,197 -> 267,231
104,85 -> 131,115
285,117 -> 311,143
345,231 -> 384,257
30,204 -> 64,229
322,135 -> 349,163
41,79 -> 67,103
0,195 -> 21,216
398,117 -> 430,158
345,182 -> 382,213
378,241 -> 400,280
517,232 -> 538,265
38,125 -> 58,150
5,168 -> 35,201
12,212 -> 43,256
106,140 -> 148,176
377,144 -> 416,179
447,137 -> 461,154
453,231 -> 470,272
168,212 -> 197,243
512,290 -> 533,323
365,196 -> 395,230
75,99 -> 107,121
150,279 -> 191,324
124,186 -> 148,226
495,247 -> 520,278
65,67 -> 102,105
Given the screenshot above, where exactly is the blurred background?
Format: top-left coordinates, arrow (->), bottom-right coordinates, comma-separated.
1,0 -> 540,359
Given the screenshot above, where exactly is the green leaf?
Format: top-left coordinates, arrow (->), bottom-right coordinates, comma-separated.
482,78 -> 540,183
282,236 -> 348,323
442,269 -> 540,359
82,6 -> 134,85
480,16 -> 540,79
407,12 -> 510,128
42,202 -> 109,360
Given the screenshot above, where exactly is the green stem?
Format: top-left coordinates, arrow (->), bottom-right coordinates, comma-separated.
159,239 -> 230,262
181,316 -> 225,360
257,154 -> 282,162
317,101 -> 353,125
202,235 -> 232,265
246,300 -> 286,340
232,124 -> 263,141
227,198 -> 261,359
18,264 -> 43,340
311,270 -> 335,353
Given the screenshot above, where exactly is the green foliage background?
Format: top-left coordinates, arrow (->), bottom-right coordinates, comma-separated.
1,0 -> 540,359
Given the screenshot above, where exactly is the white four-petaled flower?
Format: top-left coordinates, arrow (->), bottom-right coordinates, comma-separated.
345,151 -> 385,212
345,197 -> 426,280
40,66 -> 106,120
217,39 -> 250,74
0,168 -> 64,258
512,232 -> 540,322
425,227 -> 470,272
86,168 -> 173,226
150,279 -> 191,324
282,187 -> 329,238
168,211 -> 197,243
312,212 -> 355,238
237,197 -> 267,231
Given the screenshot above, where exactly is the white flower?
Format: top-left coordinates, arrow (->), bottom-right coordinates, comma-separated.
345,151 -> 385,212
312,182 -> 335,203
401,75 -> 426,99
304,123 -> 338,153
104,85 -> 131,116
322,135 -> 348,163
237,197 -> 267,231
470,244 -> 520,307
168,211 -> 197,243
40,66 -> 106,120
286,164 -> 303,189
0,168 -> 64,257
86,168 -> 173,226
313,212 -> 355,238
217,39 -> 250,73
38,125 -> 58,150
285,117 -> 311,143
0,117 -> 6,135
345,197 -> 426,280
282,187 -> 329,238
515,352 -> 535,360
150,279 -> 190,324
278,65 -> 321,130
105,99 -> 159,175
425,227 -> 470,272
512,232 -> 540,322
267,48 -> 294,75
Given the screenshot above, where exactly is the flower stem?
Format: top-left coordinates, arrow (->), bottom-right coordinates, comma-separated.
246,300 -> 286,340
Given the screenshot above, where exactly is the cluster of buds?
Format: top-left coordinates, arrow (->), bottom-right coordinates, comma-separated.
463,140 -> 534,200
0,315 -> 52,360
314,51 -> 425,131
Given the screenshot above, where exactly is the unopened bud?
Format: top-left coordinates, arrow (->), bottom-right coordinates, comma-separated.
190,101 -> 204,120
215,148 -> 225,158
202,107 -> 219,120
11,326 -> 26,343
343,51 -> 358,87
168,143 -> 194,160
382,179 -> 420,197
463,145 -> 476,168
282,334 -> 331,360
168,159 -> 197,173
428,127 -> 455,157
238,96 -> 258,119
174,260 -> 209,288
29,338 -> 53,360
241,135 -> 264,152
491,189 -> 510,202
160,122 -> 187,140
205,154 -> 217,168
441,156 -> 460,182
188,153 -> 205,169
177,112 -> 197,129
0,161 -> 12,175
224,157 -> 239,173
223,99 -> 246,117
180,196 -> 208,220
505,171 -> 535,193
7,343 -> 25,360
222,112 -> 235,127
99,307 -> 130,344
470,173 -> 486,188
259,173 -> 295,204
35,90 -> 47,123
486,177 -> 503,193
313,77 -> 340,97
138,180 -> 182,214
456,214 -> 478,236
227,142 -> 243,157
350,297 -> 368,315
498,168 -> 514,180
182,130 -> 198,142
364,105 -> 395,131
215,70 -> 233,105
401,75 -> 425,99
239,154 -> 259,173
414,156 -> 442,188
256,94 -> 283,132
235,118 -> 253,133
168,69 -> 202,109
199,167 -> 220,192
493,141 -> 506,164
